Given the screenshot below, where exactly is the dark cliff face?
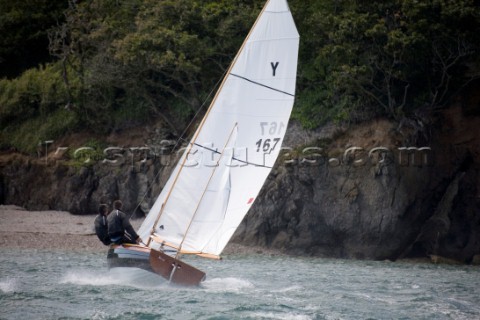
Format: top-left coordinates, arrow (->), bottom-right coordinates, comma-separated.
1,102 -> 479,262
233,103 -> 480,262
0,151 -> 171,217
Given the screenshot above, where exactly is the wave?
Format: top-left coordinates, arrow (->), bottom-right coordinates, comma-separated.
60,267 -> 167,289
201,277 -> 254,292
0,278 -> 17,293
248,311 -> 312,320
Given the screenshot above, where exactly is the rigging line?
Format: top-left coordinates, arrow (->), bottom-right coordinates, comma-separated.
168,0 -> 272,154
129,179 -> 152,221
128,48 -> 227,220
229,73 -> 295,97
147,0 -> 273,246
171,73 -> 226,152
179,137 -> 274,169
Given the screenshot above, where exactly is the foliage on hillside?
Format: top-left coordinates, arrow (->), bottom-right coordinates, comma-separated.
294,0 -> 480,127
0,0 -> 67,78
1,0 -> 479,153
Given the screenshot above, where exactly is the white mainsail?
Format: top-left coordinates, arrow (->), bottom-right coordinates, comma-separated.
138,0 -> 299,257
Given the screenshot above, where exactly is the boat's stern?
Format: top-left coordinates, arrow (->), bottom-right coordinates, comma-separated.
106,244 -> 152,272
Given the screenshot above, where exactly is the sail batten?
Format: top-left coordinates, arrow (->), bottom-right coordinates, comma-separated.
138,0 -> 299,257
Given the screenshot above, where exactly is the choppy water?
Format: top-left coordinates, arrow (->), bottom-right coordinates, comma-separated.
1,249 -> 479,320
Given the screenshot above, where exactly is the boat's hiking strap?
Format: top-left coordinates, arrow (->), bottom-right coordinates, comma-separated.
121,243 -> 146,248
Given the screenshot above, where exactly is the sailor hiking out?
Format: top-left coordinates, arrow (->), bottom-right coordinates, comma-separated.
94,203 -> 111,245
107,200 -> 140,245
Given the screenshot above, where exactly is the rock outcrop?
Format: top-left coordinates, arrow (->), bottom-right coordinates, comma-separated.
1,100 -> 479,262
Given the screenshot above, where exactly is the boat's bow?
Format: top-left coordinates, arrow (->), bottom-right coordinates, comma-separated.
149,249 -> 206,286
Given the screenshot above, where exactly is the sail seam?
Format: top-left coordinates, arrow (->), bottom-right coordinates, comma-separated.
230,73 -> 294,97
247,36 -> 299,43
181,139 -> 274,169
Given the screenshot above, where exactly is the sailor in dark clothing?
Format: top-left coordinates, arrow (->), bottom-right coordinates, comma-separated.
107,200 -> 140,245
94,204 -> 111,245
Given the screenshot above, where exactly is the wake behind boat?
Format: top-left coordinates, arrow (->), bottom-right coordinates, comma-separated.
106,0 -> 299,286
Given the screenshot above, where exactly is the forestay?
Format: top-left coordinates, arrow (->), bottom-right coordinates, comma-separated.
138,0 -> 299,257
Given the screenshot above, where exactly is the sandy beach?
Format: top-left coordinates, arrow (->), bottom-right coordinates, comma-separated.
0,205 -> 280,255
0,205 -> 142,251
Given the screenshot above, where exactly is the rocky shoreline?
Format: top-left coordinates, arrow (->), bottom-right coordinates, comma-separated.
2,205 -> 479,265
2,104 -> 480,262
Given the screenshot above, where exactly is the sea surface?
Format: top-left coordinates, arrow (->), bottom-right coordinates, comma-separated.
1,249 -> 479,320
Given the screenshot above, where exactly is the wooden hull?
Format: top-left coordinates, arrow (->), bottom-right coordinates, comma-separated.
106,245 -> 206,286
150,249 -> 206,286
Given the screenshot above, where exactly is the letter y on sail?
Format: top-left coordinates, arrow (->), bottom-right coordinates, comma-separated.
135,0 -> 299,285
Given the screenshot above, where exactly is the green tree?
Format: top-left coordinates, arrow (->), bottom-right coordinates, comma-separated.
48,0 -> 262,133
0,0 -> 67,78
4,0 -> 479,144
0,63 -> 78,153
292,0 -> 480,127
111,0 -> 261,130
48,0 -> 144,131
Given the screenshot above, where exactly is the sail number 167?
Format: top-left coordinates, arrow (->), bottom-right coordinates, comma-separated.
255,138 -> 280,153
255,121 -> 285,153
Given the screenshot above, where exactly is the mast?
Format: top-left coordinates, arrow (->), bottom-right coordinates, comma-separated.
137,0 -> 299,285
147,0 -> 274,243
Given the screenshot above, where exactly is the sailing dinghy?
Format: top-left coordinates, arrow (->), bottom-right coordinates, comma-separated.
107,0 -> 299,286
